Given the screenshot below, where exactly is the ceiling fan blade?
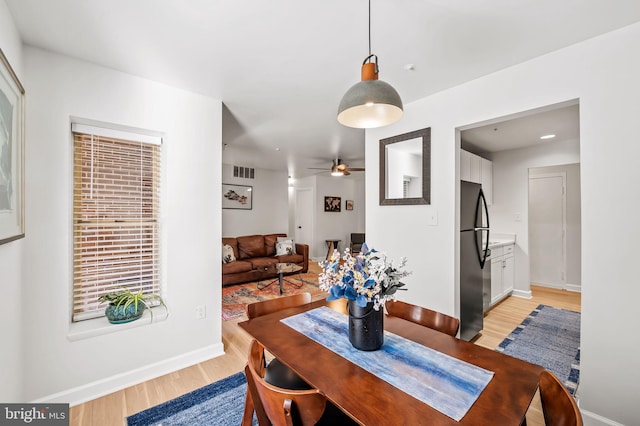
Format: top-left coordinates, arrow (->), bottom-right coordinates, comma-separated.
348,167 -> 365,171
343,170 -> 351,176
337,164 -> 348,171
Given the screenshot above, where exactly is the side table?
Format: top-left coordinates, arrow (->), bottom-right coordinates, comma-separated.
325,239 -> 341,260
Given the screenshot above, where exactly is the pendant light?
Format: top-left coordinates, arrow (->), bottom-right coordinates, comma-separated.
337,0 -> 403,129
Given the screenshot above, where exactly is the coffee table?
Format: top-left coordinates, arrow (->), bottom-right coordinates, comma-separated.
257,262 -> 304,295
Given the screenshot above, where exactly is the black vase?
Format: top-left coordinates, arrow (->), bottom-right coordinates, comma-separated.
348,300 -> 384,351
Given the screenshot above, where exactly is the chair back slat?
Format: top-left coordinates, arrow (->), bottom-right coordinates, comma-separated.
246,292 -> 312,319
386,300 -> 460,337
539,370 -> 583,426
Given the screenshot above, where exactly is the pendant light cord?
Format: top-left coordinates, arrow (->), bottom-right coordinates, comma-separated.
363,0 -> 379,73
368,0 -> 371,56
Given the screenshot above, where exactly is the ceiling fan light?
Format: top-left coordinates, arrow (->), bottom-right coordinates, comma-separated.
331,164 -> 344,176
338,69 -> 403,129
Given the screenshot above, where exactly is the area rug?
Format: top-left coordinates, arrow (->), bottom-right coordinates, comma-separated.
221,272 -> 325,320
496,304 -> 581,395
127,372 -> 256,426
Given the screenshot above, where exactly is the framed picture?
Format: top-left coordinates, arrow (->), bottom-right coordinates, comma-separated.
324,196 -> 341,212
0,48 -> 25,245
222,184 -> 253,210
346,200 -> 354,211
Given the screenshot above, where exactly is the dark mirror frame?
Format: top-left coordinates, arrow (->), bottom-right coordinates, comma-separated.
379,127 -> 431,206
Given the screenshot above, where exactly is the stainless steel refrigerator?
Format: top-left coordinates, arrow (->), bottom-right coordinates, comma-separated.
460,181 -> 490,341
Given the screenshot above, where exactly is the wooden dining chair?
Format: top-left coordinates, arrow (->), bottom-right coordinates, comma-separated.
243,293 -> 314,425
245,339 -> 356,426
245,292 -> 312,319
246,292 -> 313,390
385,300 -> 460,337
539,370 -> 583,426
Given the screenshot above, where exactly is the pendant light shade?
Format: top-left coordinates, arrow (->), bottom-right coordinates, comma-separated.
337,0 -> 403,129
338,58 -> 403,128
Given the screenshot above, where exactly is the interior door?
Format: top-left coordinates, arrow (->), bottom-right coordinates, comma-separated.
294,187 -> 313,248
529,173 -> 566,287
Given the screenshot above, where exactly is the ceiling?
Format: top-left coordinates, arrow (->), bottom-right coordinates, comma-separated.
461,102 -> 580,155
6,1 -> 640,177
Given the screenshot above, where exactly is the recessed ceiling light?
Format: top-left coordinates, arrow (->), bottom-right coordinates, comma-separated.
540,134 -> 556,140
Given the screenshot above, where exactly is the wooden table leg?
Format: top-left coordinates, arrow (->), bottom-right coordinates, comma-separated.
325,240 -> 340,260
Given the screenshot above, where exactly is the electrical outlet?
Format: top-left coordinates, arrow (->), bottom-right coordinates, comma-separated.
195,305 -> 206,319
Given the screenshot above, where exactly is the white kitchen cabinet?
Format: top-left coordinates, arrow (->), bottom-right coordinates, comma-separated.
480,157 -> 493,205
490,254 -> 503,303
460,150 -> 471,182
502,252 -> 514,294
490,243 -> 514,306
469,153 -> 481,183
461,149 -> 481,183
461,151 -> 492,206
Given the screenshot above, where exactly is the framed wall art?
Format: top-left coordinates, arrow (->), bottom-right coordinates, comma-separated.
324,196 -> 341,212
0,48 -> 25,245
346,200 -> 354,211
222,184 -> 253,210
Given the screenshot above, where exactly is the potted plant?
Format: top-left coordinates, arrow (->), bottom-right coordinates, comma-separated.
318,243 -> 410,351
98,288 -> 167,324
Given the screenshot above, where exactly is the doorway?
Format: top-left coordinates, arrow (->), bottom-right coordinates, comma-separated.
529,172 -> 566,287
294,187 -> 313,247
528,164 -> 581,291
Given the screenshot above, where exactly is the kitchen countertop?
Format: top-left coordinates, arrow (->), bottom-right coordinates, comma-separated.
487,233 -> 516,248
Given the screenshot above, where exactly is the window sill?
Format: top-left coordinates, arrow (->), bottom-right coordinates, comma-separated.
67,307 -> 169,341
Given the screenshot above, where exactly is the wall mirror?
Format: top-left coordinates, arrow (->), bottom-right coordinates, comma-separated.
379,127 -> 431,205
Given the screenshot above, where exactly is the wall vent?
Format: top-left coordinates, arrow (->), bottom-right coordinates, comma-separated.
233,165 -> 255,179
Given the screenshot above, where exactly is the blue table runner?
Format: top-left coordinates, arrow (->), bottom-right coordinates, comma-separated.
281,307 -> 494,421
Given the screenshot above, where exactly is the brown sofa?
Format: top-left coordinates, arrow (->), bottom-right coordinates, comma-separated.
222,233 -> 309,287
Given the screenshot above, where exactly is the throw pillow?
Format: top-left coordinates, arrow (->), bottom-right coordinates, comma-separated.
222,244 -> 236,263
277,237 -> 296,254
275,239 -> 295,256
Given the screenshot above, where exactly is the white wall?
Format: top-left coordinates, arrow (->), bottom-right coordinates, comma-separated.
490,139 -> 580,295
221,164 -> 288,237
529,162 -> 581,289
0,0 -> 24,403
366,23 -> 640,425
22,47 -> 222,403
292,174 -> 365,260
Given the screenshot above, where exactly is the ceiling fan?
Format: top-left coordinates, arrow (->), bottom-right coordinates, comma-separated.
310,159 -> 365,176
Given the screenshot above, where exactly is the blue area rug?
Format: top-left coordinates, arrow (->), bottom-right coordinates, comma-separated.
496,304 -> 581,395
127,372 -> 256,426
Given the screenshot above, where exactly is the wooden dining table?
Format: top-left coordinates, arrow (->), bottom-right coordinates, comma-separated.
238,299 -> 543,425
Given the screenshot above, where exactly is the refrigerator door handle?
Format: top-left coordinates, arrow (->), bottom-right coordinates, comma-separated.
474,188 -> 490,268
475,230 -> 489,269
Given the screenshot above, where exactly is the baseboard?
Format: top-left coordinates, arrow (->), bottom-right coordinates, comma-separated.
581,409 -> 626,426
31,343 -> 225,406
511,289 -> 532,299
531,281 -> 582,293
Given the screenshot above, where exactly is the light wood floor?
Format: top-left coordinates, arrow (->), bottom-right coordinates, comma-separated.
70,276 -> 581,426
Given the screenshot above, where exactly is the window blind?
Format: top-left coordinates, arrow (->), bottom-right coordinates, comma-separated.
72,128 -> 162,322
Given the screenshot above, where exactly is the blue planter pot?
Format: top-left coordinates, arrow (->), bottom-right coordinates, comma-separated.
105,302 -> 146,324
